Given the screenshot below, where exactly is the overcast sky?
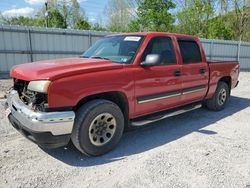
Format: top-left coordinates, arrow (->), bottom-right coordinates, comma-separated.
0,0 -> 109,24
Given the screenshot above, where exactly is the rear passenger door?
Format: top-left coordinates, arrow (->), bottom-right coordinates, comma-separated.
177,38 -> 209,104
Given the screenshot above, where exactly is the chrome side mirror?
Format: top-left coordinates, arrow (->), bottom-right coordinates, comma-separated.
141,54 -> 161,67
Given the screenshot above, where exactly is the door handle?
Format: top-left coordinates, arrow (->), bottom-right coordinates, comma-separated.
200,68 -> 206,74
174,70 -> 182,77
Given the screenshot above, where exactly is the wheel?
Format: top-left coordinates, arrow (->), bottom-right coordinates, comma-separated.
71,99 -> 124,156
205,81 -> 230,111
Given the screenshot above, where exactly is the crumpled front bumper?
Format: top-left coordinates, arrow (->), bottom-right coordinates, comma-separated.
5,90 -> 75,148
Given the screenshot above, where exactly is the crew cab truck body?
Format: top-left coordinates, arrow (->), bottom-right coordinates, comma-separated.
5,32 -> 240,156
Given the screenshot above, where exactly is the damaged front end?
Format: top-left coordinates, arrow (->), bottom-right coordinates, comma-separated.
5,78 -> 75,148
13,79 -> 48,112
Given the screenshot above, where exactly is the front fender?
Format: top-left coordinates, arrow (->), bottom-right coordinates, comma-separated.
48,68 -> 134,115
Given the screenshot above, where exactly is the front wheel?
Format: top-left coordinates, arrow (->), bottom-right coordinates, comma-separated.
71,99 -> 124,156
205,81 -> 230,111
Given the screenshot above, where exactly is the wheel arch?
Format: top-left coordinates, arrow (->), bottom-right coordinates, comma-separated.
218,76 -> 232,93
74,91 -> 129,126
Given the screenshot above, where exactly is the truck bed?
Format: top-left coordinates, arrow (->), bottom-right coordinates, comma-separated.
205,60 -> 240,99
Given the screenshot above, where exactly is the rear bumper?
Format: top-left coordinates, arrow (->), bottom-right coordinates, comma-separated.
5,90 -> 75,148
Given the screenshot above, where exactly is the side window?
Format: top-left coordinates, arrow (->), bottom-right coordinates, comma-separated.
141,37 -> 176,65
177,39 -> 202,64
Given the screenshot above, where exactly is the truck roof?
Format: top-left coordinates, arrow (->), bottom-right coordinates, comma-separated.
109,32 -> 199,40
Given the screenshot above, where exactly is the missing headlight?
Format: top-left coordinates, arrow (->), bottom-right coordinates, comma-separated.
13,79 -> 48,111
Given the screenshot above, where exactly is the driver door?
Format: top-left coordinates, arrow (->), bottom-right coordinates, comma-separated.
134,36 -> 182,117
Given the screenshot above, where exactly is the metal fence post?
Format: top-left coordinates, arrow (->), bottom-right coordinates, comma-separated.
210,40 -> 214,60
27,29 -> 33,62
88,31 -> 92,48
237,40 -> 241,62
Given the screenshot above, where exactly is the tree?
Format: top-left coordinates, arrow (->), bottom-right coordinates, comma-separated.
106,0 -> 133,32
70,0 -> 82,28
219,0 -> 229,14
175,0 -> 214,38
59,0 -> 69,28
91,23 -> 107,31
1,0 -> 91,30
208,16 -> 234,40
48,9 -> 66,28
0,12 -> 5,25
3,16 -> 44,27
75,18 -> 91,30
129,0 -> 176,32
37,0 -> 89,29
232,0 -> 250,41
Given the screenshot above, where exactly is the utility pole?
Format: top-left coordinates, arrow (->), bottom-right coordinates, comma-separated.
44,1 -> 50,28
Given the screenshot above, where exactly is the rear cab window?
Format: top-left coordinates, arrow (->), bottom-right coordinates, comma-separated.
177,38 -> 202,64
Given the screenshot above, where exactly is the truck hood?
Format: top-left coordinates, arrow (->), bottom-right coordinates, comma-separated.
10,57 -> 123,81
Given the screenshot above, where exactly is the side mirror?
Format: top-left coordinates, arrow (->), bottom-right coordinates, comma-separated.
141,54 -> 161,67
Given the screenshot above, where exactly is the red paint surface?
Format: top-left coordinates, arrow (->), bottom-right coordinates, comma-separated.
10,58 -> 123,81
10,32 -> 240,119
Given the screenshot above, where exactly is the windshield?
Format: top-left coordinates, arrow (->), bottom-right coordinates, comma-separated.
82,35 -> 144,64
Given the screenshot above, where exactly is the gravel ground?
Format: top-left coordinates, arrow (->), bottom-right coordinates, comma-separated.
0,79 -> 12,98
0,73 -> 250,188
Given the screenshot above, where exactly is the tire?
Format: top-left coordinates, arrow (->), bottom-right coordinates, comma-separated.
71,99 -> 124,156
205,81 -> 230,111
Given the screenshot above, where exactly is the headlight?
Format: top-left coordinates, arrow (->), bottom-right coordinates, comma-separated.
27,80 -> 51,93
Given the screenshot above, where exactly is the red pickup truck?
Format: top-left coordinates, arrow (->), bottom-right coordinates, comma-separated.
5,32 -> 239,156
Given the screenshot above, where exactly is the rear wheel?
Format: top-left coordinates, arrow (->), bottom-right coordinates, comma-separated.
205,81 -> 230,111
71,99 -> 124,156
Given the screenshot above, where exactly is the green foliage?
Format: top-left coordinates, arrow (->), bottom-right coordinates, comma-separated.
174,0 -> 250,41
208,16 -> 234,40
129,0 -> 176,32
70,0 -> 86,28
128,19 -> 141,32
48,9 -> 66,28
1,0 -> 250,41
3,16 -> 44,27
91,23 -> 107,31
75,18 -> 91,30
175,0 -> 214,38
36,0 -> 90,29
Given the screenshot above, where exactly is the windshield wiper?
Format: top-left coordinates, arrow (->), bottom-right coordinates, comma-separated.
80,55 -> 88,58
90,56 -> 111,61
81,55 -> 120,63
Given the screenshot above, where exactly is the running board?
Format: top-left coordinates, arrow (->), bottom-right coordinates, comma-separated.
130,103 -> 202,127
